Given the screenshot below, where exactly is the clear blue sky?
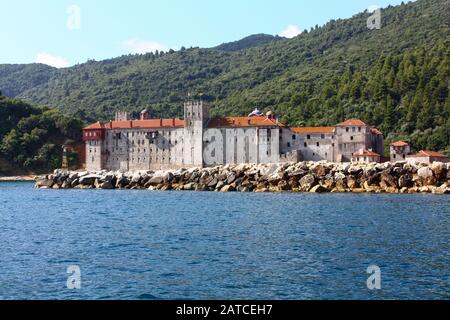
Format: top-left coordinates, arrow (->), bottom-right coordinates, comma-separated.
0,0 -> 408,67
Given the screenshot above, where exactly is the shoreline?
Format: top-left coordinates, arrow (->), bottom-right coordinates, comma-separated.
34,161 -> 450,194
0,175 -> 37,182
0,176 -> 36,182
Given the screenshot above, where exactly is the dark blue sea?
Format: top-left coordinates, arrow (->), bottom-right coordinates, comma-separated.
0,182 -> 448,300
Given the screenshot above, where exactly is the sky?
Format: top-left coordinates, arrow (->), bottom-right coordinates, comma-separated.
0,0 -> 408,68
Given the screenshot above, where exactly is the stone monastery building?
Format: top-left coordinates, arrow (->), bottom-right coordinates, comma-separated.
83,101 -> 384,171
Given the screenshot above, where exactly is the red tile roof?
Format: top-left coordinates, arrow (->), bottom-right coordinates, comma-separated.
84,122 -> 104,130
390,140 -> 409,147
353,149 -> 381,157
412,150 -> 449,158
371,128 -> 383,136
84,119 -> 184,130
336,119 -> 368,127
291,127 -> 335,134
208,116 -> 284,128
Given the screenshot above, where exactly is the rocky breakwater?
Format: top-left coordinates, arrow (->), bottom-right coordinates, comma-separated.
35,161 -> 450,194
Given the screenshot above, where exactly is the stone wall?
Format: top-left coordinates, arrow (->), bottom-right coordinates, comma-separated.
35,161 -> 450,194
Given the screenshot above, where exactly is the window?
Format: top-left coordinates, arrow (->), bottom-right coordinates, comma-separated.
346,127 -> 349,132
317,142 -> 320,147
358,127 -> 361,132
304,142 -> 307,148
352,127 -> 356,132
321,134 -> 325,139
292,135 -> 296,140
307,135 -> 311,140
351,136 -> 354,141
393,154 -> 396,159
287,142 -> 291,148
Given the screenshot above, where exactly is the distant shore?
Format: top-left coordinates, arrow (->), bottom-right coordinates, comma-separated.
0,175 -> 36,182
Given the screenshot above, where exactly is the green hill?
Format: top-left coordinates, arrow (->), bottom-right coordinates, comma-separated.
214,34 -> 283,52
0,94 -> 83,174
0,0 -> 448,154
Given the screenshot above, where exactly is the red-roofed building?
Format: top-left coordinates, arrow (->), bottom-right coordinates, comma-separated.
336,119 -> 368,127
82,102 -> 385,171
351,149 -> 382,164
333,119 -> 384,162
390,140 -> 411,162
406,150 -> 449,164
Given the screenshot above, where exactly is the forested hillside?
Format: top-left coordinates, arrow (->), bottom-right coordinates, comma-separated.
0,0 -> 448,154
0,94 -> 83,174
214,34 -> 282,52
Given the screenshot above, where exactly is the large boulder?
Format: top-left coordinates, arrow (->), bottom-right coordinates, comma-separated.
346,175 -> 358,189
434,183 -> 450,195
299,174 -> 316,192
99,181 -> 114,189
312,164 -> 329,177
398,174 -> 413,189
418,167 -> 434,180
431,162 -> 447,181
147,176 -> 165,186
320,174 -> 335,190
278,180 -> 290,191
79,174 -> 103,186
220,184 -> 236,192
334,172 -> 347,189
309,185 -> 329,193
417,167 -> 436,186
35,179 -> 54,189
183,183 -> 195,191
380,171 -> 398,188
116,176 -> 130,188
226,173 -> 236,184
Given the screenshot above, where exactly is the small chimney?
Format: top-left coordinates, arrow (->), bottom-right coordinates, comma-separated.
140,109 -> 151,120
